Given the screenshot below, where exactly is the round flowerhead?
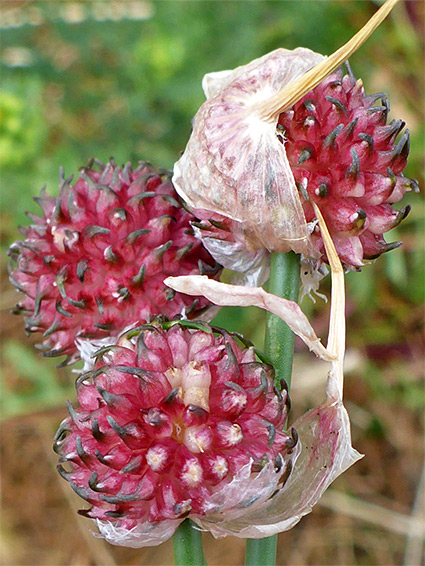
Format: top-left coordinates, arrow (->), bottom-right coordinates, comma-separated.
53,322 -> 297,547
8,159 -> 221,364
174,48 -> 418,274
278,64 -> 417,268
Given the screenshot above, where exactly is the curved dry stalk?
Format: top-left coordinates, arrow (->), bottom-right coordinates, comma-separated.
312,204 -> 345,399
256,0 -> 399,120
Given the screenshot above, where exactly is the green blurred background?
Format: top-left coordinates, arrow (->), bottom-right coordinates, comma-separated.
0,1 -> 424,565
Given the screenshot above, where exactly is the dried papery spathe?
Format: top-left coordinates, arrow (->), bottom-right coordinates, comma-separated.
191,215 -> 271,287
165,276 -> 334,362
174,47 -> 324,257
165,212 -> 362,537
194,397 -> 359,538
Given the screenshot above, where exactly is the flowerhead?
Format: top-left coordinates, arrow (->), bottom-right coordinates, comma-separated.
54,322 -> 297,546
173,48 -> 417,275
8,159 -> 221,364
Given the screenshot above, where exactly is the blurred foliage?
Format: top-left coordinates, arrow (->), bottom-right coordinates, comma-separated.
1,339 -> 75,418
0,0 -> 424,418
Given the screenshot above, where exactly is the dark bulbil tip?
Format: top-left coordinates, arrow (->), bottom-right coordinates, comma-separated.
98,386 -> 124,408
344,61 -> 356,84
303,99 -> 316,113
104,245 -> 118,263
355,209 -> 367,230
394,129 -> 410,161
106,415 -> 129,439
176,243 -> 195,260
325,96 -> 347,113
70,482 -> 93,503
88,471 -> 104,492
347,147 -> 360,178
83,225 -> 111,238
165,288 -> 176,301
76,259 -> 89,283
67,297 -> 87,309
297,148 -> 314,165
383,241 -> 403,254
286,428 -> 299,450
386,119 -> 405,140
163,387 -> 182,405
66,399 -> 79,424
344,117 -> 358,138
76,435 -> 91,464
323,124 -> 344,149
318,183 -> 329,198
358,133 -> 374,152
91,418 -> 104,441
154,240 -> 173,259
408,178 -> 420,194
125,229 -> 151,245
132,264 -> 146,286
398,205 -> 411,222
118,287 -> 130,301
94,322 -> 115,331
53,421 -> 71,449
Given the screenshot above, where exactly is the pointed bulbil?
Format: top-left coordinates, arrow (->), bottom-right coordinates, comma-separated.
53,322 -> 296,547
8,160 -> 221,363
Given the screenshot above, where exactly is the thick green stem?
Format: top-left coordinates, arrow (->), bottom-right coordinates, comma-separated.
264,251 -> 301,389
245,252 -> 300,566
173,520 -> 206,566
245,535 -> 278,566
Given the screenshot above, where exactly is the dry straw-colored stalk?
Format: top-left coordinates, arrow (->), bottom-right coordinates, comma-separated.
257,0 -> 400,121
313,204 -> 345,397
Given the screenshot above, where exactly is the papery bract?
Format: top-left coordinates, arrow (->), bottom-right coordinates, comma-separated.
173,48 -> 324,258
165,276 -> 334,362
196,395 -> 360,538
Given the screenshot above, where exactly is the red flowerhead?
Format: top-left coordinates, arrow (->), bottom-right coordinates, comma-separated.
54,322 -> 296,546
9,160 -> 221,364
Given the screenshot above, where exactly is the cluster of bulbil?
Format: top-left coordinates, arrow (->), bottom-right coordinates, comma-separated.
278,65 -> 417,267
181,59 -> 417,273
9,160 -> 220,364
54,323 -> 297,545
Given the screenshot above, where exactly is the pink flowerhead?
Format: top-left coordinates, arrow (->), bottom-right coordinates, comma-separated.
173,48 -> 417,276
8,159 -> 221,364
278,64 -> 417,268
53,322 -> 297,547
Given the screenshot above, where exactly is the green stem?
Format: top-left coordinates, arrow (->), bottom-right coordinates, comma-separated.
173,520 -> 206,566
245,252 -> 300,566
245,535 -> 277,566
264,251 -> 301,389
